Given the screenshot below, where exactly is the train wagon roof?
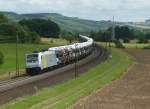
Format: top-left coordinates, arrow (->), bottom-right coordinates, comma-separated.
49,45 -> 71,51
48,47 -> 62,51
26,50 -> 56,56
48,35 -> 93,51
42,50 -> 55,54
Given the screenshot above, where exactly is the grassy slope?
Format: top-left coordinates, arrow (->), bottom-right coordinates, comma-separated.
0,38 -> 67,75
0,12 -> 112,33
0,48 -> 133,109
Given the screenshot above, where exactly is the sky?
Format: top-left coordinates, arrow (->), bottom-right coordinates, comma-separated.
0,0 -> 150,22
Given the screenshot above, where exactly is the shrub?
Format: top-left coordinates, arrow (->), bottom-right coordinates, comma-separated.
138,37 -> 149,43
123,38 -> 130,43
114,40 -> 125,48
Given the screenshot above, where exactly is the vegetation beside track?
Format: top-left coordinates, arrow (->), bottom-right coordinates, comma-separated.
0,48 -> 133,109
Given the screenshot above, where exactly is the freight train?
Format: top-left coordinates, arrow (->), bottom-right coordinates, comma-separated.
25,35 -> 94,75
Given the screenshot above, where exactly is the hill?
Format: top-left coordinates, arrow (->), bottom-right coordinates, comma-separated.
0,11 -> 112,33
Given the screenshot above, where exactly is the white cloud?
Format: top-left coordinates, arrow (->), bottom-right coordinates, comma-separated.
0,0 -> 150,21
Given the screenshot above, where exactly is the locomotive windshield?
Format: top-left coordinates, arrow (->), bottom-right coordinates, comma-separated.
26,54 -> 38,63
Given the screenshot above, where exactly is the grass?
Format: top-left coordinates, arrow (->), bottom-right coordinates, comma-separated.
41,38 -> 68,45
0,48 -> 133,109
144,45 -> 150,49
98,42 -> 150,48
123,43 -> 150,48
0,38 -> 67,78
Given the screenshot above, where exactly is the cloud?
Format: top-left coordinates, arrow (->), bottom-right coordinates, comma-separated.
0,0 -> 150,21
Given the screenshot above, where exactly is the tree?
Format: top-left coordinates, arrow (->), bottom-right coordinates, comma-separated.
0,22 -> 40,43
89,30 -> 105,41
61,32 -> 75,43
0,23 -> 18,36
144,33 -> 150,40
138,37 -> 149,43
30,32 -> 41,43
19,19 -> 61,38
0,14 -> 8,24
103,28 -> 112,41
114,26 -> 134,40
89,28 -> 113,42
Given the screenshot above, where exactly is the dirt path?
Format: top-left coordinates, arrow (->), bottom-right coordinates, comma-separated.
70,49 -> 150,109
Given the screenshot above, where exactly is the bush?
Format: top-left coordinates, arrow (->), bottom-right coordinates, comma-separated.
114,40 -> 125,48
0,14 -> 8,24
138,37 -> 149,43
123,38 -> 130,43
0,51 -> 4,65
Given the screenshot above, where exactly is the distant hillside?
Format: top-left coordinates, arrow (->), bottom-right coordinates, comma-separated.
118,20 -> 150,30
145,19 -> 150,25
0,11 -> 112,33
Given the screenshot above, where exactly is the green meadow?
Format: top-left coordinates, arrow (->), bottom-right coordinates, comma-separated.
98,42 -> 150,48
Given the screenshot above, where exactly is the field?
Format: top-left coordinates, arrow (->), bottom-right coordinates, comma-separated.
0,38 -> 67,79
123,43 -> 150,48
41,38 -> 68,45
70,48 -> 150,109
0,48 -> 133,109
98,42 -> 150,48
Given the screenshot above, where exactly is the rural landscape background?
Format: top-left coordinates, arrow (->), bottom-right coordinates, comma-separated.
0,0 -> 150,109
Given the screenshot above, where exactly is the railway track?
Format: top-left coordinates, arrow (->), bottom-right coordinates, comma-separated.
0,45 -> 108,105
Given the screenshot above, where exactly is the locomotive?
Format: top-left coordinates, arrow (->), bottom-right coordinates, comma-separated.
25,35 -> 94,75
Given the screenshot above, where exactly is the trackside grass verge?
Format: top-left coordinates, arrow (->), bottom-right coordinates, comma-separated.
0,48 -> 133,109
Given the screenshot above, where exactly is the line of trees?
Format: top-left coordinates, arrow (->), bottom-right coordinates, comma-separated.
89,26 -> 150,43
19,19 -> 60,38
0,14 -> 40,43
0,14 -> 61,43
0,14 -> 62,66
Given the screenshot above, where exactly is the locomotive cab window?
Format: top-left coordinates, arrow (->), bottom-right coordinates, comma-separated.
27,54 -> 38,63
